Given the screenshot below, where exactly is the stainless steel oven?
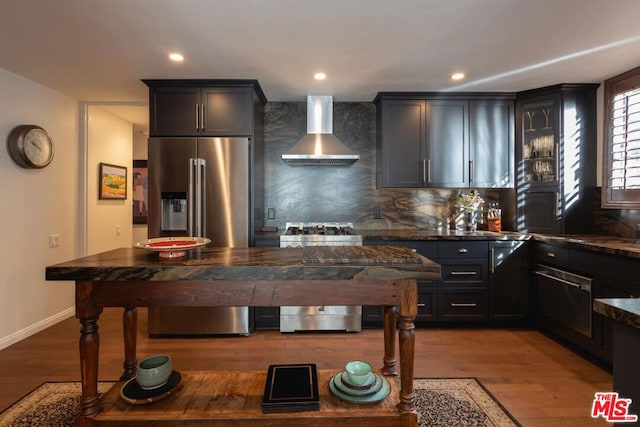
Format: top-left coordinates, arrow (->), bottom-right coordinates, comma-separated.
535,265 -> 593,338
279,222 -> 362,332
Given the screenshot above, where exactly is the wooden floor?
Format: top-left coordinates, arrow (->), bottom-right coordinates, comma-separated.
0,308 -> 611,426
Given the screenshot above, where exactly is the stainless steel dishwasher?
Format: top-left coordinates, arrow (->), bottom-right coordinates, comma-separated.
535,265 -> 593,338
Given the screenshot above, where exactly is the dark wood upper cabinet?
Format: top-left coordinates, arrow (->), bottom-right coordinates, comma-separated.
144,80 -> 267,137
377,99 -> 426,187
375,92 -> 515,189
515,84 -> 598,234
469,100 -> 515,188
426,99 -> 468,188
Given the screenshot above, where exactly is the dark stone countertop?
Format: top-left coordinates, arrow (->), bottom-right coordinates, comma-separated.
359,229 -> 529,241
257,229 -> 531,242
46,246 -> 440,282
594,298 -> 640,330
532,234 -> 640,260
257,228 -> 640,259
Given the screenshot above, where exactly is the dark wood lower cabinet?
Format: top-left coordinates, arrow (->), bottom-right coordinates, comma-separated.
362,305 -> 384,327
253,238 -> 280,330
254,307 -> 280,330
364,239 -> 528,325
417,288 -> 437,322
438,288 -> 488,321
489,241 -> 529,323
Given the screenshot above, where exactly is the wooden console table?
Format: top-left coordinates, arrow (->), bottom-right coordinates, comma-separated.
46,246 -> 440,427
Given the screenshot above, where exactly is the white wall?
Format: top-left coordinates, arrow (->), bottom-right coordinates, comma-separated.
0,70 -> 139,350
86,107 -> 133,255
132,124 -> 148,244
0,68 -> 79,348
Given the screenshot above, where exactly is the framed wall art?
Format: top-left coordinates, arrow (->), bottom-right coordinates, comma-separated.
99,163 -> 127,200
132,160 -> 148,224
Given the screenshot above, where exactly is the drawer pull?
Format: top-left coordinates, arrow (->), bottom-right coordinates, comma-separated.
451,303 -> 478,307
458,248 -> 468,253
450,271 -> 477,276
417,303 -> 426,307
546,252 -> 556,258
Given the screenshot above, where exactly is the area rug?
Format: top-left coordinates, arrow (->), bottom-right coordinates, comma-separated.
0,378 -> 518,426
414,378 -> 519,426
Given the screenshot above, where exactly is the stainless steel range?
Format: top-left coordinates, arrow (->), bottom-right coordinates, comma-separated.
279,222 -> 362,332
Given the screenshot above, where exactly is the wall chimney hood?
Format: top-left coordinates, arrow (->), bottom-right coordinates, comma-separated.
282,96 -> 360,166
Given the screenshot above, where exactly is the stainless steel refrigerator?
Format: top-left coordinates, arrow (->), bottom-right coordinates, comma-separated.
147,137 -> 251,336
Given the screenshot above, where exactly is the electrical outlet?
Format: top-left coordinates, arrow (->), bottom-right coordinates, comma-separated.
373,207 -> 381,219
267,208 -> 276,219
116,225 -> 121,236
49,234 -> 60,248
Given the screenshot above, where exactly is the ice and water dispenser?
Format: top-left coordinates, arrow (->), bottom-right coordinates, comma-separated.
161,192 -> 187,233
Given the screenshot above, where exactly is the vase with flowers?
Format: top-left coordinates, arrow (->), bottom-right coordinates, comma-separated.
455,190 -> 484,231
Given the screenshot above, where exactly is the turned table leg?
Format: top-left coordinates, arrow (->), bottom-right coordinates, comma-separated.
75,281 -> 103,427
397,279 -> 418,426
121,307 -> 138,380
382,305 -> 398,376
397,312 -> 416,413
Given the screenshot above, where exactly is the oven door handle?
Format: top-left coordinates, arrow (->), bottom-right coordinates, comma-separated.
534,270 -> 590,291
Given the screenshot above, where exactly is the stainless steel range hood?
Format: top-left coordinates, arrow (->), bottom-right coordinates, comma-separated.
282,96 -> 360,166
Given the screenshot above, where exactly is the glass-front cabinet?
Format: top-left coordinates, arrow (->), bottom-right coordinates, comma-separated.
521,100 -> 557,184
516,84 -> 598,234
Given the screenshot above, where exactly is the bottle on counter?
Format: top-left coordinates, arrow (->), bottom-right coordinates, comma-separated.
487,202 -> 502,232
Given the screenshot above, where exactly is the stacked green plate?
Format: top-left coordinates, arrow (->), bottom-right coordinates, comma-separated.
329,371 -> 391,403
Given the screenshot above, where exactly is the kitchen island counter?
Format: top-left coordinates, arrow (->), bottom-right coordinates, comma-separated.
46,245 -> 439,282
46,246 -> 439,427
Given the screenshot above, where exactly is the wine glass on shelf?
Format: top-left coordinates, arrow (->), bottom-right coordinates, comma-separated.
542,109 -> 551,129
524,111 -> 536,132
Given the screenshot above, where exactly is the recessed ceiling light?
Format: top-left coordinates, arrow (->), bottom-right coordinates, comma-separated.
314,72 -> 327,80
169,53 -> 184,62
450,72 -> 465,81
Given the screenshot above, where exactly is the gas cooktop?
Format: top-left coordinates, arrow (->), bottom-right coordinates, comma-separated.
280,222 -> 362,247
283,222 -> 356,236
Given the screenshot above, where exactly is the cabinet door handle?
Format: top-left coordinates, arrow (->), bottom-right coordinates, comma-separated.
450,271 -> 477,276
555,192 -> 560,217
451,303 -> 477,307
490,247 -> 495,273
469,160 -> 474,183
195,104 -> 199,130
458,248 -> 468,253
417,303 -> 426,307
422,159 -> 431,183
546,252 -> 556,258
200,103 -> 205,130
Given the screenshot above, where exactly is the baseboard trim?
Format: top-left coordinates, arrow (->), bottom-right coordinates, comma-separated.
0,307 -> 75,350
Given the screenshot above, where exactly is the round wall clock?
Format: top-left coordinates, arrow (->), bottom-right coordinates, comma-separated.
7,125 -> 55,169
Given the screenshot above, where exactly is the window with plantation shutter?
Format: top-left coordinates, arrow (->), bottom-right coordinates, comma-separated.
603,66 -> 640,208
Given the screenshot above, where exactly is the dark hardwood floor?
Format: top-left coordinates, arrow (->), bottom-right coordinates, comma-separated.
0,308 -> 610,426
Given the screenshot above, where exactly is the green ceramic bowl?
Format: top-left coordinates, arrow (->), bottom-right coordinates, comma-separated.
344,360 -> 373,386
136,354 -> 172,390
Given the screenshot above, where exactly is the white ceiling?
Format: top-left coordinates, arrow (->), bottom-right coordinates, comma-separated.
2,0 -> 640,128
